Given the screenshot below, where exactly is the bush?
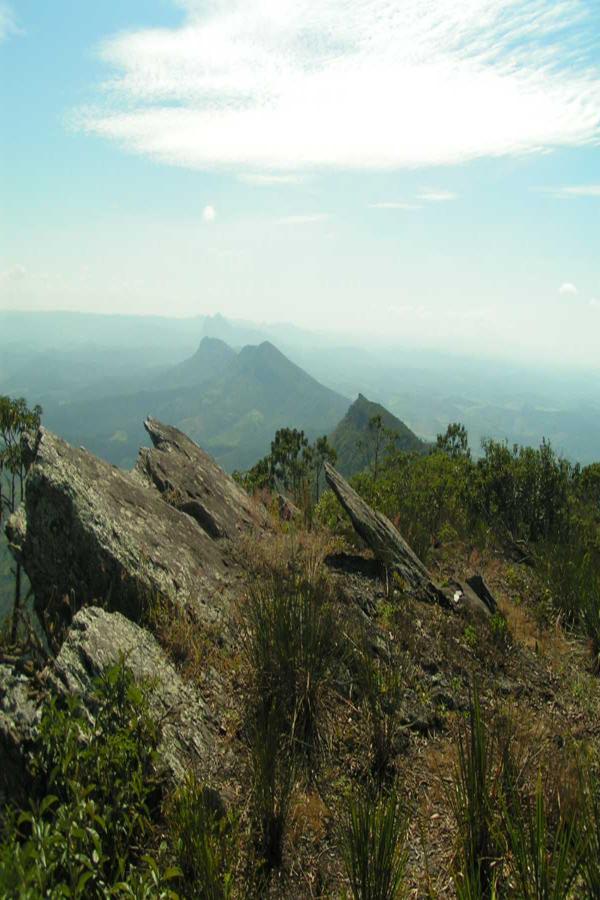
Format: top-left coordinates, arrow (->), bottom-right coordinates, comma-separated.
504,772 -> 583,899
449,685 -> 503,899
354,643 -> 406,783
0,660 -> 166,897
167,774 -> 236,899
244,573 -> 340,765
248,701 -> 296,873
340,785 -> 408,900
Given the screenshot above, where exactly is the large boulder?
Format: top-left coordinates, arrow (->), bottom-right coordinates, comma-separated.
44,607 -> 218,784
5,426 -> 251,632
135,417 -> 268,538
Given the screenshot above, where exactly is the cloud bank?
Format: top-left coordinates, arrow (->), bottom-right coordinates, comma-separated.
76,0 -> 600,173
0,3 -> 18,43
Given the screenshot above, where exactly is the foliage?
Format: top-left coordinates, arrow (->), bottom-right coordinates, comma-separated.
503,772 -> 583,899
0,660 -> 166,898
244,573 -> 340,766
235,428 -> 337,522
354,642 -> 406,783
167,774 -> 236,899
340,785 -> 408,900
248,700 -> 296,873
0,395 -> 42,636
449,684 -> 502,899
436,422 -> 471,460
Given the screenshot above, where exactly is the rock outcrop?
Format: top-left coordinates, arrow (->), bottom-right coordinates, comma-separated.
135,417 -> 268,538
324,462 -> 496,616
6,423 -> 261,635
0,664 -> 40,807
45,606 -> 218,784
324,462 -> 449,606
0,607 -> 220,805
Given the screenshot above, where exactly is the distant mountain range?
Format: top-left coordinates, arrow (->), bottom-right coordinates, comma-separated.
40,337 -> 351,471
2,309 -> 600,465
330,394 -> 428,476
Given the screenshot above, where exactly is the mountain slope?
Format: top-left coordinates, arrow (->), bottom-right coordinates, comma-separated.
330,393 -> 428,476
43,340 -> 350,472
156,337 -> 237,390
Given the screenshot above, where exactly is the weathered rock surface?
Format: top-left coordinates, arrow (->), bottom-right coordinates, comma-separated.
6,426 -> 247,632
0,664 -> 40,807
44,606 -> 218,784
135,417 -> 268,538
324,462 -> 449,606
324,463 -> 496,617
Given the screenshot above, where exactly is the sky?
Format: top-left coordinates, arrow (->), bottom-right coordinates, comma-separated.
1,0 -> 600,368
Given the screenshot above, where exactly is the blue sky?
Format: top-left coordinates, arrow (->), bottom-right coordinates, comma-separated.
1,0 -> 600,368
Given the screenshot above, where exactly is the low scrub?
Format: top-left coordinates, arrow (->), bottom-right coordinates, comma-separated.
340,784 -> 408,900
0,660 -> 174,897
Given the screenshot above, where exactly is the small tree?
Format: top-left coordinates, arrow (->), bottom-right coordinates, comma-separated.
436,422 -> 471,460
312,435 -> 337,502
0,395 -> 42,640
270,428 -> 310,498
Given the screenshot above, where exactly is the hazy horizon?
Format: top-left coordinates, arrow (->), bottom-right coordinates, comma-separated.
2,1 -> 600,369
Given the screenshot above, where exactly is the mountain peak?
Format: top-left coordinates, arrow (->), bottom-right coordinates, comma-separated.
330,395 -> 427,476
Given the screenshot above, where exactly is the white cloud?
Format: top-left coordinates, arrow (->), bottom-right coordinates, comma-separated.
417,189 -> 458,202
0,3 -> 18,43
239,173 -> 305,186
75,0 -> 600,173
369,201 -> 421,211
202,204 -> 216,222
559,282 -> 578,295
275,214 -> 330,225
537,184 -> 600,199
0,263 -> 27,284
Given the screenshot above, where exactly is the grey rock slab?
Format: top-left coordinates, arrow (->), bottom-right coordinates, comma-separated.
6,427 -> 236,629
0,664 -> 40,807
324,462 -> 449,606
44,606 -> 218,784
135,417 -> 268,539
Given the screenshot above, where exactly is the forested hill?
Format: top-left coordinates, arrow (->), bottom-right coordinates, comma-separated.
40,338 -> 350,472
329,393 -> 428,476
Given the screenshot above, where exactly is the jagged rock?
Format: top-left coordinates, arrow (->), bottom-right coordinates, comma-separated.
135,418 -> 268,538
324,463 -> 496,617
44,607 -> 218,784
0,664 -> 40,807
6,426 -> 243,633
465,574 -> 497,614
324,462 -> 449,606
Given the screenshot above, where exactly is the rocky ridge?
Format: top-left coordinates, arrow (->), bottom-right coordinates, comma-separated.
2,419 -> 498,811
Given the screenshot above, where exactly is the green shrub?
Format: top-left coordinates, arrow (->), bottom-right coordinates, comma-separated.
504,772 -> 583,899
449,685 -> 502,899
340,785 -> 408,900
354,645 -> 406,783
0,660 -> 165,897
167,774 -> 236,899
245,573 -> 339,765
248,701 -> 296,873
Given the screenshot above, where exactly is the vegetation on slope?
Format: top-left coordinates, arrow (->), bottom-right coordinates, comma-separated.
3,413 -> 600,896
328,394 -> 428,477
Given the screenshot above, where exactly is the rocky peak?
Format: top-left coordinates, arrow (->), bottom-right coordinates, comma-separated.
6,421 -> 265,637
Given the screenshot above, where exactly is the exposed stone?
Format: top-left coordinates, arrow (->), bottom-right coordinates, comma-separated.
324,462 -> 496,617
44,606 -> 218,784
0,664 -> 40,807
6,426 -> 241,633
324,462 -> 449,606
135,417 -> 268,539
